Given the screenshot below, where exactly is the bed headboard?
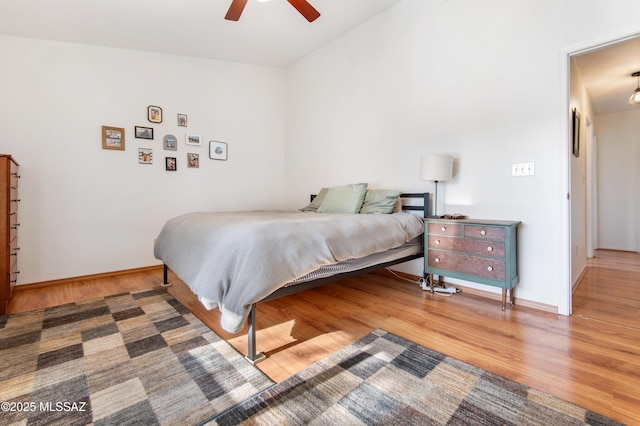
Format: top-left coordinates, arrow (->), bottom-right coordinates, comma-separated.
399,193 -> 430,217
309,192 -> 430,217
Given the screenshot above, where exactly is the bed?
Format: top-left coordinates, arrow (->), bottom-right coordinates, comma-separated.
154,187 -> 429,363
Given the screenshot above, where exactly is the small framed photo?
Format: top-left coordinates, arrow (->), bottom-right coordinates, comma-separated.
135,126 -> 154,140
163,134 -> 177,150
209,141 -> 228,161
165,157 -> 177,171
186,133 -> 201,146
187,153 -> 199,168
102,126 -> 125,150
177,114 -> 188,127
139,148 -> 153,164
148,105 -> 162,123
572,108 -> 580,158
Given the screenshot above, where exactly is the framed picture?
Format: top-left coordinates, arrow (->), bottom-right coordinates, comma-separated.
572,108 -> 580,157
163,134 -> 177,150
148,105 -> 162,123
102,126 -> 125,150
186,133 -> 201,146
177,114 -> 188,127
187,153 -> 199,168
209,141 -> 228,161
135,126 -> 154,140
165,157 -> 177,171
138,148 -> 153,164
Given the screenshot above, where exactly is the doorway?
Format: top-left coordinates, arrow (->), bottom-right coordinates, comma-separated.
567,34 -> 640,318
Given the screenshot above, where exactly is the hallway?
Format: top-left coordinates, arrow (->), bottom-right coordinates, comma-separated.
572,249 -> 640,329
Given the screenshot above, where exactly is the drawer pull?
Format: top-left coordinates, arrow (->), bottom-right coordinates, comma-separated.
435,239 -> 440,245
481,230 -> 486,236
487,246 -> 493,252
441,226 -> 447,232
487,266 -> 493,271
11,198 -> 20,203
435,257 -> 441,263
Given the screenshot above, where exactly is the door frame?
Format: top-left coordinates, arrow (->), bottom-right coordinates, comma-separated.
561,30 -> 640,316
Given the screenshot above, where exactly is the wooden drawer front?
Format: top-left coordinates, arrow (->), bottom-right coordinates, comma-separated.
427,223 -> 462,236
9,255 -> 18,274
9,173 -> 19,190
8,211 -> 18,248
464,225 -> 505,240
9,187 -> 19,214
9,226 -> 18,245
10,162 -> 19,188
428,236 -> 505,258
428,250 -> 505,280
9,270 -> 19,286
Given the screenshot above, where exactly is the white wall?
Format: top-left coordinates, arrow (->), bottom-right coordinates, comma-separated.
595,110 -> 640,251
0,35 -> 286,284
284,0 -> 640,309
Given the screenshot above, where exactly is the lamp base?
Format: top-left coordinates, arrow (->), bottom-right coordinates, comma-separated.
426,215 -> 445,219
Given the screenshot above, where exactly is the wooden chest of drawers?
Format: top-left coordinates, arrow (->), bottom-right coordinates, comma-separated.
424,218 -> 520,310
1,155 -> 19,315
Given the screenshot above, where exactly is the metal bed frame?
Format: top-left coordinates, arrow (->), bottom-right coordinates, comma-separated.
163,192 -> 429,364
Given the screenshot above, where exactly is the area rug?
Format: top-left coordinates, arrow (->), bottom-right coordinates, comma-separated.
210,328 -> 623,426
0,288 -> 273,425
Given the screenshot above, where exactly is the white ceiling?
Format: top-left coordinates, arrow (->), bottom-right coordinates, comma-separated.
573,36 -> 640,115
0,0 -> 402,68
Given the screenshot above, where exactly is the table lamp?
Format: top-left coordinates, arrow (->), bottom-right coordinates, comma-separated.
420,154 -> 453,218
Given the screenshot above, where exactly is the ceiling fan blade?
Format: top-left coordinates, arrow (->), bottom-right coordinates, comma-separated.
225,0 -> 249,21
287,0 -> 321,22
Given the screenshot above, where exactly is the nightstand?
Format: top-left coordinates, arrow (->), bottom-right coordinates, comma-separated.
424,218 -> 520,310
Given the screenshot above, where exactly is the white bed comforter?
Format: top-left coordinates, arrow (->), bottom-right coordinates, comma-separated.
153,210 -> 423,333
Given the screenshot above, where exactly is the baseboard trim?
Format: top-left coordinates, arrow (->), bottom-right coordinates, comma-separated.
18,266 -> 557,315
572,265 -> 588,294
15,265 -> 164,292
455,284 -> 557,314
381,269 -> 558,314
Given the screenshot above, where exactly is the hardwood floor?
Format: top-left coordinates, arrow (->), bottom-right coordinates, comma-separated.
573,249 -> 640,329
7,249 -> 640,425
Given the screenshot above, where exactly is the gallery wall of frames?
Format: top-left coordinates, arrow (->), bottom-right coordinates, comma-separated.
101,105 -> 228,171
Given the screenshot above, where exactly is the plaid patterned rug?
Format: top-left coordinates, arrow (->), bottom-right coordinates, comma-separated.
210,328 -> 623,426
0,288 -> 273,425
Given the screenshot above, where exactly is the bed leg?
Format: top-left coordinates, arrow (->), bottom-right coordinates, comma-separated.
245,304 -> 266,364
161,264 -> 172,287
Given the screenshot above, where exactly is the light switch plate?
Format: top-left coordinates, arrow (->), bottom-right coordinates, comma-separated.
512,162 -> 534,176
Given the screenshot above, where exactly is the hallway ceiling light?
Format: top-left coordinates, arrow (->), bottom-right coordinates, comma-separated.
629,71 -> 640,106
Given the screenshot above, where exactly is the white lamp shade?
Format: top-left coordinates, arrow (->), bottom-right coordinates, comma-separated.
420,154 -> 453,182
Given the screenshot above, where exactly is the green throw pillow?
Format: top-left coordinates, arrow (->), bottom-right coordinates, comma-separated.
317,183 -> 368,214
300,187 -> 329,212
359,189 -> 401,214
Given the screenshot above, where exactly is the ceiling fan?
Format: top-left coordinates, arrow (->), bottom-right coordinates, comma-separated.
225,0 -> 321,23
